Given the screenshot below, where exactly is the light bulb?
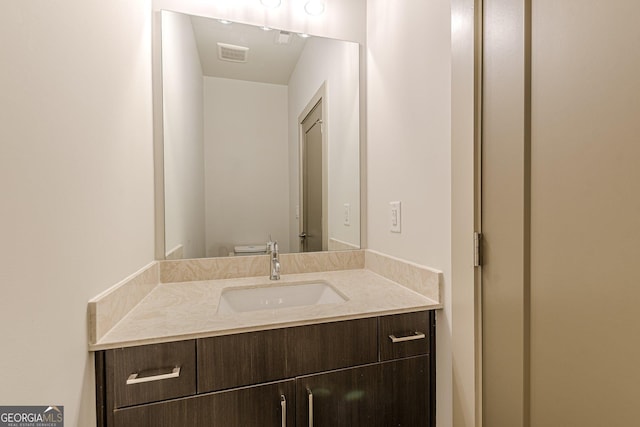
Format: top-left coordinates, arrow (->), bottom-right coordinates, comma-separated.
304,0 -> 325,16
260,0 -> 281,8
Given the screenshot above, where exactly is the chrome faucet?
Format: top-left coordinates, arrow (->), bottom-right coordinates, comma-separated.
269,240 -> 280,280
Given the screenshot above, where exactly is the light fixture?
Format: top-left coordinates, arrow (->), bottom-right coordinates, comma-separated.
217,19 -> 232,25
260,0 -> 281,8
298,33 -> 311,38
275,30 -> 292,45
304,0 -> 325,16
261,26 -> 273,31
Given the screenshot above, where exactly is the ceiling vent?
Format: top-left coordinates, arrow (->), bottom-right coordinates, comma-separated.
217,43 -> 249,63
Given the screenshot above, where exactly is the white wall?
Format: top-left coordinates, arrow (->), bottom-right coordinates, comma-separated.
0,1 -> 154,425
367,0 -> 452,425
203,77 -> 290,256
288,37 -> 361,252
162,10 -> 206,259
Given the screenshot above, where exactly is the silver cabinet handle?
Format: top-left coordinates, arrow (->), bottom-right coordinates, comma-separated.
280,395 -> 287,427
126,366 -> 180,385
307,388 -> 313,427
388,332 -> 426,343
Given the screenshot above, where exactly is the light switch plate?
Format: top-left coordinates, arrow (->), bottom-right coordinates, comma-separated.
390,201 -> 401,233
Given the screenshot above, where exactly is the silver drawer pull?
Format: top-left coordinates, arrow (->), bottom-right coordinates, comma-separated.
126,366 -> 181,385
280,395 -> 287,427
307,388 -> 313,427
389,332 -> 426,343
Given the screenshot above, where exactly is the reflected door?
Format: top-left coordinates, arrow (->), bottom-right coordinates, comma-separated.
300,101 -> 324,252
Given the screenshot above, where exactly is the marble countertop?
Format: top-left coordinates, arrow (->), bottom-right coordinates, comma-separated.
91,269 -> 441,351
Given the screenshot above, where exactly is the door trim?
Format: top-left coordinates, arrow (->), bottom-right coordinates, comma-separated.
451,0 -> 484,426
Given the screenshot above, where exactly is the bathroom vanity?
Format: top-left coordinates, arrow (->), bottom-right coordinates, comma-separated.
95,310 -> 435,427
89,250 -> 442,427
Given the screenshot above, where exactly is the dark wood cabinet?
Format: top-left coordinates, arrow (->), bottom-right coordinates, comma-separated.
96,310 -> 436,427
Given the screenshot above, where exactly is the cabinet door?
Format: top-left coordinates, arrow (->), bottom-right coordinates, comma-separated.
379,355 -> 431,427
113,380 -> 295,427
295,364 -> 381,427
295,356 -> 431,427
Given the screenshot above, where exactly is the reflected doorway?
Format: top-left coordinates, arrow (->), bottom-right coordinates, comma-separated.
299,99 -> 326,252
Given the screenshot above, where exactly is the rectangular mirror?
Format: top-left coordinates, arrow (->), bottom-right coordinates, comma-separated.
157,10 -> 361,259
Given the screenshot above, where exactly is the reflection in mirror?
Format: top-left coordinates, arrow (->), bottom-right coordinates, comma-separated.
161,11 -> 360,259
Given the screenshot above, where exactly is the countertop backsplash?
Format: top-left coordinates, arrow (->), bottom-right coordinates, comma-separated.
88,249 -> 442,350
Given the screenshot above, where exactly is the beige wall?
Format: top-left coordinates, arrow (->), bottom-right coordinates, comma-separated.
0,1 -> 154,425
366,0 -> 453,425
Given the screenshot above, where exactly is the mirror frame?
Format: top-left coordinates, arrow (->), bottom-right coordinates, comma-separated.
151,6 -> 367,260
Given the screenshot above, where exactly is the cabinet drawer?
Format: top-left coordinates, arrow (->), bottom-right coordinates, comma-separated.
107,340 -> 196,408
197,318 -> 378,393
379,311 -> 430,361
198,328 -> 287,393
287,317 -> 378,376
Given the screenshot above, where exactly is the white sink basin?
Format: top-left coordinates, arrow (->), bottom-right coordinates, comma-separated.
217,281 -> 347,315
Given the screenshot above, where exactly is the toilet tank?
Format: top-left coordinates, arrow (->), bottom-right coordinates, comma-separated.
233,244 -> 268,256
